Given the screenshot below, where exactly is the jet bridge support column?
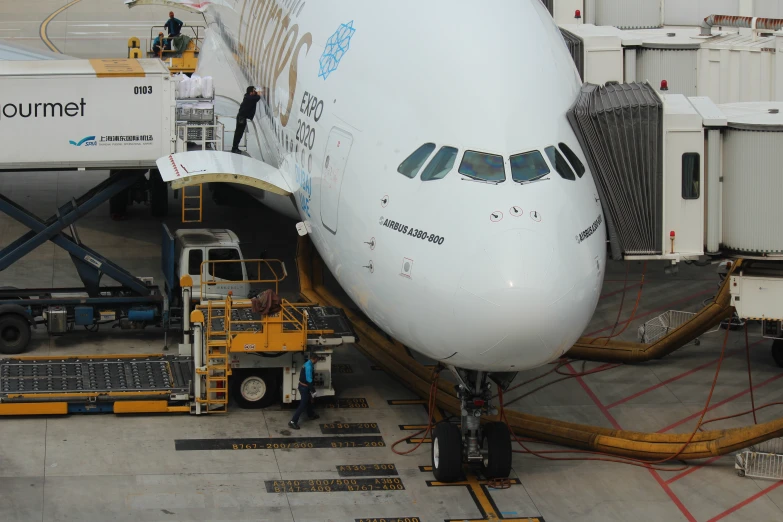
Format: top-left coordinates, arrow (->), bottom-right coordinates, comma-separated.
706,129 -> 723,253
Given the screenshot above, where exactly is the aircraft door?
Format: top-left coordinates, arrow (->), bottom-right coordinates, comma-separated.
320,127 -> 353,234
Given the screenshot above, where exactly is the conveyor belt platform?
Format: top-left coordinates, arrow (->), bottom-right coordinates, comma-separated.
0,355 -> 193,415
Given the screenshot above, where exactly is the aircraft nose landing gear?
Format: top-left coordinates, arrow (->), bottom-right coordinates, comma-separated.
431,369 -> 513,483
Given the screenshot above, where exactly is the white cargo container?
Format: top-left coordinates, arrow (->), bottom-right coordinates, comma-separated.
0,58 -> 175,169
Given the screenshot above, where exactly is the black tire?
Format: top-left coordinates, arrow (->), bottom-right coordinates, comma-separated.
772,339 -> 783,368
230,369 -> 279,409
0,314 -> 31,354
480,422 -> 512,479
149,169 -> 168,217
432,422 -> 463,482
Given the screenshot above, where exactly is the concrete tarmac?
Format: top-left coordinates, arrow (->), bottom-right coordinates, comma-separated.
1,2 -> 783,520
1,171 -> 782,522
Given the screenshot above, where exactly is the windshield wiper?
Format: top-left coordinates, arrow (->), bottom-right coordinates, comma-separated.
514,175 -> 550,185
459,173 -> 501,184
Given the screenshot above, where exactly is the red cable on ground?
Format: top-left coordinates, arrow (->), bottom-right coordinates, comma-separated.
699,402 -> 783,430
592,261 -> 648,343
497,386 -> 687,472
500,323 -> 732,471
501,360 -> 620,408
604,262 -> 630,339
391,367 -> 442,455
744,322 -> 758,425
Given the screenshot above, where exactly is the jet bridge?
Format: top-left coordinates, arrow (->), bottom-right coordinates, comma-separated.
567,81 -> 783,362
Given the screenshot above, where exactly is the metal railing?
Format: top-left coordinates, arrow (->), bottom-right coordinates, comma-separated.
149,24 -> 205,57
176,121 -> 224,152
199,258 -> 288,302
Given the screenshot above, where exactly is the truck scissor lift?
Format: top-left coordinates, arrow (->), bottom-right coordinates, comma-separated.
0,258 -> 356,415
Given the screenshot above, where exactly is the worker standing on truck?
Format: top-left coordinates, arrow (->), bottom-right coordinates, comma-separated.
288,352 -> 320,430
164,11 -> 183,38
231,86 -> 262,154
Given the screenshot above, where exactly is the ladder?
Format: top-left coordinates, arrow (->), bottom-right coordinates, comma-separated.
197,299 -> 230,412
181,184 -> 203,223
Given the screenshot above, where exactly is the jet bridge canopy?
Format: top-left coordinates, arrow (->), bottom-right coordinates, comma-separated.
567,82 -> 664,259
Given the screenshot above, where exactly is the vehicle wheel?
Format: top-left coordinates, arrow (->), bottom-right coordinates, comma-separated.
0,314 -> 31,354
432,422 -> 463,482
772,339 -> 783,368
480,422 -> 512,479
230,370 -> 279,409
149,169 -> 168,217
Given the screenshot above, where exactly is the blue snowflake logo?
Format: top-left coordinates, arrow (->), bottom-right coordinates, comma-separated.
319,20 -> 355,80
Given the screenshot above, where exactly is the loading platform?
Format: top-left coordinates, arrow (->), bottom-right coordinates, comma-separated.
0,354 -> 193,415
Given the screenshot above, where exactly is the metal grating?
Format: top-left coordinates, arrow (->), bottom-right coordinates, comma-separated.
560,28 -> 584,81
567,82 -> 664,258
0,356 -> 192,395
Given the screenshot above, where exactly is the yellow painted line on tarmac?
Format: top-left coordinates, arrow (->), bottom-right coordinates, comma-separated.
40,0 -> 83,53
422,466 -> 536,521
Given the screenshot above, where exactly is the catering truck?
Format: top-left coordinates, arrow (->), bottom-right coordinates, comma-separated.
0,58 -> 222,217
0,58 -> 174,169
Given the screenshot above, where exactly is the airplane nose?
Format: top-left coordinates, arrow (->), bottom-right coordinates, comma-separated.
452,228 -> 575,370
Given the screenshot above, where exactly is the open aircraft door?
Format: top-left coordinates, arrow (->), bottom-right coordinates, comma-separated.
320,128 -> 353,234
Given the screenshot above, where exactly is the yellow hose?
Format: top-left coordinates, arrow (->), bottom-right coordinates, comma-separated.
565,261 -> 740,363
298,239 -> 783,460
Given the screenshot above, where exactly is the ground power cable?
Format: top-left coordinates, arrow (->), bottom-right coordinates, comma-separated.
500,323 -> 733,471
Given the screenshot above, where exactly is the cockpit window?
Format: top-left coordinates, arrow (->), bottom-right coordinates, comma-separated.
510,151 -> 550,183
458,151 -> 505,182
558,143 -> 585,178
421,146 -> 458,181
545,146 -> 576,180
398,143 -> 436,178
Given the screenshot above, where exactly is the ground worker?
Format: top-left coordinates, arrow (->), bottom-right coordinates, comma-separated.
288,352 -> 320,429
164,11 -> 183,38
231,86 -> 262,154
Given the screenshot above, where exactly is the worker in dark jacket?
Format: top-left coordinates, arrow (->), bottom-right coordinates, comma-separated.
289,352 -> 320,429
231,86 -> 262,154
164,11 -> 183,37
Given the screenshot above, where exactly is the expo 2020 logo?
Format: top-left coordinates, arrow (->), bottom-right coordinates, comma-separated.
319,20 -> 356,80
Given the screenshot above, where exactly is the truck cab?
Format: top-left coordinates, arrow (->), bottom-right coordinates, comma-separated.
173,229 -> 250,302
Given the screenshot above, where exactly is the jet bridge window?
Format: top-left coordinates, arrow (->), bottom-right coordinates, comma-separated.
544,146 -> 576,180
458,151 -> 506,182
558,143 -> 585,178
208,248 -> 243,281
398,143 -> 436,178
510,150 -> 550,183
682,153 -> 700,199
421,146 -> 458,181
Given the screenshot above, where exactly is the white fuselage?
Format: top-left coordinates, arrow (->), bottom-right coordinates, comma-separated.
170,0 -> 607,371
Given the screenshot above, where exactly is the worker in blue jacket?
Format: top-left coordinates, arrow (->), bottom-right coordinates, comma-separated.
289,352 -> 320,429
164,11 -> 183,38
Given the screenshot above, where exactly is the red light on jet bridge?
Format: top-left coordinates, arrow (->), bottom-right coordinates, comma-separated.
670,231 -> 675,237
575,10 -> 582,19
661,80 -> 669,91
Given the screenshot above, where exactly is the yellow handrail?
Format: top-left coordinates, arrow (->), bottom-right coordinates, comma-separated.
199,258 -> 288,302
